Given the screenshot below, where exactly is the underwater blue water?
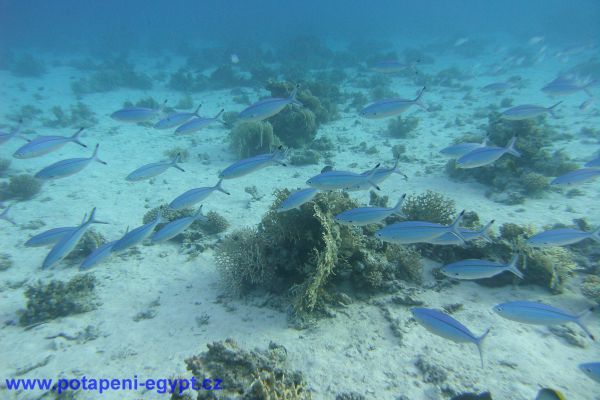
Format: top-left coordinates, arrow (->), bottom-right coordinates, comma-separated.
1,1 -> 600,399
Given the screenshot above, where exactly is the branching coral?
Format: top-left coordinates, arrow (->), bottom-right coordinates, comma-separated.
18,274 -> 98,326
183,338 -> 310,399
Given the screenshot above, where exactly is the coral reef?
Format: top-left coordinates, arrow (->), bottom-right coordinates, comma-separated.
0,253 -> 13,271
229,121 -> 281,158
269,108 -> 317,148
8,53 -> 46,77
182,338 -> 310,400
164,147 -> 190,163
387,115 -> 419,138
581,276 -> 600,305
0,158 -> 10,176
197,211 -> 230,234
401,191 -> 456,224
71,57 -> 152,94
0,174 -> 42,201
445,113 -> 578,203
18,274 -> 98,326
43,102 -> 98,128
216,190 -> 424,318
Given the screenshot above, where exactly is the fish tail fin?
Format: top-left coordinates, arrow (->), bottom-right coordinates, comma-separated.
476,328 -> 491,368
590,226 -> 600,243
507,253 -> 524,279
548,101 -> 563,117
215,179 -> 231,195
584,80 -> 597,96
392,194 -> 406,216
505,136 -> 521,157
72,127 -> 87,148
272,146 -> 289,166
478,219 -> 495,242
365,163 -> 382,190
155,210 -> 163,224
414,86 -> 428,110
0,205 -> 16,225
214,108 -> 225,119
193,104 -> 202,116
449,210 -> 467,243
194,205 -> 208,221
482,136 -> 489,146
171,153 -> 185,172
290,84 -> 303,106
391,158 -> 408,179
92,143 -> 107,165
575,308 -> 595,340
88,207 -> 108,225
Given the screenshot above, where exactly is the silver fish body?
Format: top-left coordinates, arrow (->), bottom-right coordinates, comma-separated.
334,195 -> 405,226
276,188 -> 319,212
42,208 -> 107,269
307,164 -> 381,191
428,220 -> 495,245
169,180 -> 230,210
151,208 -> 207,243
493,301 -> 595,340
456,137 -> 520,168
219,148 -> 287,179
111,212 -> 162,253
25,226 -> 77,247
35,143 -> 106,180
375,210 -> 466,244
80,240 -> 116,270
527,227 -> 600,247
501,102 -> 562,120
482,82 -> 512,92
360,87 -> 426,119
14,128 -> 86,159
238,88 -> 301,122
542,77 -> 595,96
441,255 -> 523,280
411,307 -> 490,367
175,109 -> 224,135
126,153 -> 185,181
579,362 -> 600,383
111,105 -> 162,123
154,104 -> 201,129
551,168 -> 600,185
0,204 -> 16,225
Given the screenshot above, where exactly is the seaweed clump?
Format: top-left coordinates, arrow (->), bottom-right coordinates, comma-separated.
18,274 -> 98,326
387,115 -> 419,138
0,174 -> 42,201
216,190 -> 423,318
43,103 -> 97,128
182,338 -> 310,399
229,121 -> 281,158
71,57 -> 152,94
445,113 -> 578,204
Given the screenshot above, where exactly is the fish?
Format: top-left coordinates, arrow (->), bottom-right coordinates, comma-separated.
528,36 -> 545,45
111,211 -> 162,253
375,210 -> 466,244
42,208 -> 108,269
358,158 -> 407,188
527,226 -> 600,247
237,85 -> 302,122
579,97 -> 595,111
440,137 -> 488,158
110,100 -> 166,123
151,207 -> 207,243
585,156 -> 600,168
79,240 -> 117,271
360,87 -> 427,119
542,77 -> 596,96
334,194 -> 406,226
276,188 -> 319,212
306,164 -> 382,191
154,104 -> 201,129
371,60 -> 417,74
451,392 -> 492,400
456,137 -> 520,169
13,127 -> 86,159
493,301 -> 595,340
0,204 -> 16,225
550,168 -> 600,186
481,82 -> 512,92
454,37 -> 470,47
535,388 -> 566,400
126,153 -> 185,182
230,54 -> 239,64
175,109 -> 224,135
411,307 -> 490,367
35,143 -> 106,180
579,362 -> 600,383
440,254 -> 524,280
0,121 -> 23,146
169,179 -> 230,210
427,220 -> 495,245
25,213 -> 88,247
219,147 -> 287,179
501,102 -> 562,120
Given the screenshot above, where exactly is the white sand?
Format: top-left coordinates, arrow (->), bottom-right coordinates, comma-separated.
1,42 -> 599,400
